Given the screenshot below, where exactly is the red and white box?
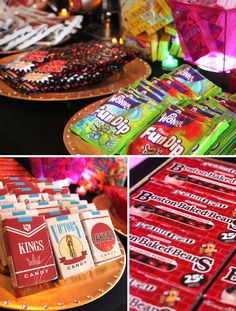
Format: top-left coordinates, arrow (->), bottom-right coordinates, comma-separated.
27,201 -> 60,210
1,177 -> 30,185
6,182 -> 35,192
12,187 -> 41,196
18,193 -> 50,204
130,181 -> 236,246
36,182 -> 63,191
40,210 -> 69,219
31,178 -> 53,183
3,216 -> 58,287
0,194 -> 17,205
0,210 -> 38,266
46,214 -> 95,279
50,193 -> 80,202
79,210 -> 122,265
151,158 -> 236,203
42,188 -> 69,195
0,189 -> 9,196
0,203 -> 26,213
130,270 -> 199,311
130,215 -> 232,295
60,200 -> 87,209
204,254 -> 236,308
69,203 -> 97,214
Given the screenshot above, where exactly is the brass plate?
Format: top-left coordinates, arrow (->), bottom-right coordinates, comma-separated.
0,238 -> 126,310
0,56 -> 151,101
93,194 -> 127,237
63,98 -> 108,155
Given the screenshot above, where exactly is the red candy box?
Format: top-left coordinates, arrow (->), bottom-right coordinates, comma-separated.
151,158 -> 236,203
130,181 -> 236,246
130,214 -> 232,295
3,216 -> 58,288
130,270 -> 199,311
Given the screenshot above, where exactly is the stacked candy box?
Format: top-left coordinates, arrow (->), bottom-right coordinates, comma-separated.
71,64 -> 236,155
0,175 -> 122,297
130,158 -> 236,310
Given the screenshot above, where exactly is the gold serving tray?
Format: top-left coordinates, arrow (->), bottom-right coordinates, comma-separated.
0,238 -> 126,310
0,56 -> 151,101
63,98 -> 108,155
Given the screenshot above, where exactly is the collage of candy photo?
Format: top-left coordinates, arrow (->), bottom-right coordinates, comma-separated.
0,1 -> 236,311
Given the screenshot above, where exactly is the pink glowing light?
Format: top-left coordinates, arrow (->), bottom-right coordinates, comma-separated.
196,52 -> 236,73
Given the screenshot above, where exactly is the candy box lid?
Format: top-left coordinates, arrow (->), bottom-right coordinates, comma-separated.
27,200 -> 60,210
130,270 -> 200,311
0,189 -> 9,196
0,194 -> 17,204
6,182 -> 35,191
42,188 -> 70,195
12,187 -> 41,196
151,158 -> 236,203
130,181 -> 236,246
205,254 -> 236,308
1,177 -> 29,184
0,202 -> 26,212
18,193 -> 50,204
130,215 -> 232,295
3,216 -> 57,288
51,193 -> 80,202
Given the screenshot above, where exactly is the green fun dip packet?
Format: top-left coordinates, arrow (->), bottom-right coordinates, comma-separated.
70,90 -> 166,154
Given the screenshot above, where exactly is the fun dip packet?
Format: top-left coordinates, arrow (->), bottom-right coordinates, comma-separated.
71,91 -> 166,154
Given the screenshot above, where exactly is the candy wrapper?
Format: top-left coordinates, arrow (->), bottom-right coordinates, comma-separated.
154,74 -> 196,100
127,106 -> 216,155
169,65 -> 221,100
130,214 -> 231,295
132,79 -> 180,105
71,91 -> 166,154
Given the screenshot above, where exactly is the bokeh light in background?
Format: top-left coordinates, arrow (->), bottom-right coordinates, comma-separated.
30,158 -> 127,196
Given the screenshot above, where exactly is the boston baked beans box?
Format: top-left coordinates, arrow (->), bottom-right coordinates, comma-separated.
204,254 -> 236,308
79,210 -> 122,265
3,216 -> 58,288
46,214 -> 95,279
130,215 -> 232,295
130,181 -> 236,246
151,158 -> 236,203
130,270 -> 199,311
